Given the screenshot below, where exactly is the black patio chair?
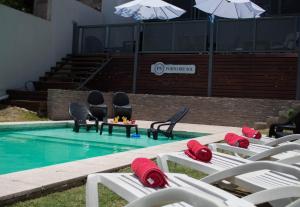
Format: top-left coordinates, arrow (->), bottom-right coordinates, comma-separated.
112,92 -> 132,120
69,102 -> 99,133
269,111 -> 300,138
147,107 -> 189,140
87,90 -> 108,122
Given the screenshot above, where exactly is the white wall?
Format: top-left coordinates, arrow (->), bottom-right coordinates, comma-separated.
50,0 -> 103,62
0,4 -> 52,96
0,0 -> 103,96
101,0 -> 135,24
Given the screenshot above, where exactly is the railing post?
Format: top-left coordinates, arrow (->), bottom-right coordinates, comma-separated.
72,21 -> 79,55
296,18 -> 300,100
132,23 -> 140,94
208,15 -> 215,97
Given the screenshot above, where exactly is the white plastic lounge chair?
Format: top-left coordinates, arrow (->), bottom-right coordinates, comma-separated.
157,151 -> 300,206
86,172 -> 300,207
287,198 -> 300,207
246,134 -> 300,146
209,143 -> 300,164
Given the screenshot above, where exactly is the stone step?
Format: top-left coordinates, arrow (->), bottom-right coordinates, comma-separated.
40,76 -> 84,82
67,53 -> 109,59
56,61 -> 102,67
33,81 -> 79,90
62,57 -> 107,62
7,90 -> 47,101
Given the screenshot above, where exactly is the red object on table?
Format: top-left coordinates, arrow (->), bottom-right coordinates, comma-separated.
131,158 -> 168,188
242,126 -> 262,139
225,133 -> 250,149
184,140 -> 212,162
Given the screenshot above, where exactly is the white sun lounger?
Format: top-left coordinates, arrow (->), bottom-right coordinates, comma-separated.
245,134 -> 300,146
157,151 -> 300,206
86,172 -> 300,207
209,143 -> 300,164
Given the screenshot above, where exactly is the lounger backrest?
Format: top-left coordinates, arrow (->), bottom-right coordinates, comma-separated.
168,107 -> 189,124
87,90 -> 104,105
165,107 -> 189,135
69,103 -> 89,123
113,92 -> 130,106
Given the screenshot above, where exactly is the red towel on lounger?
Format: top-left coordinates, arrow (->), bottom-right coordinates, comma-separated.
225,133 -> 250,149
184,140 -> 212,162
131,158 -> 168,188
242,127 -> 262,139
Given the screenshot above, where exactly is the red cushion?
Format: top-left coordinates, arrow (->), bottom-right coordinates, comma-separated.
131,158 -> 168,188
225,133 -> 250,149
242,127 -> 262,139
184,140 -> 212,162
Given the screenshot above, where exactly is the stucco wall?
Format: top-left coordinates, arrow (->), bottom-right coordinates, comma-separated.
0,4 -> 52,96
50,0 -> 104,62
47,89 -> 300,127
0,0 -> 103,97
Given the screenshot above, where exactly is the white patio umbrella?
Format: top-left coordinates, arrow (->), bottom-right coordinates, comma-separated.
194,0 -> 265,96
115,0 -> 186,93
194,0 -> 265,19
115,0 -> 186,21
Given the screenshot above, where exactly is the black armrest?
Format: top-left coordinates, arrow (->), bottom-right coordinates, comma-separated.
151,121 -> 167,128
88,112 -> 99,122
157,123 -> 172,131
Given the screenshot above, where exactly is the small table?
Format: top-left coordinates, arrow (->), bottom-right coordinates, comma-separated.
100,122 -> 139,138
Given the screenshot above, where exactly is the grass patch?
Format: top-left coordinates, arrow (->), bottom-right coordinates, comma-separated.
0,106 -> 47,122
8,162 -> 206,207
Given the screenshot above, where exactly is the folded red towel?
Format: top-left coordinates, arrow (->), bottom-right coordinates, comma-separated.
184,140 -> 212,162
131,158 -> 168,188
242,127 -> 262,139
225,133 -> 250,149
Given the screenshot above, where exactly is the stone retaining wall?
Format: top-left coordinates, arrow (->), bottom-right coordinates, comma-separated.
48,89 -> 300,127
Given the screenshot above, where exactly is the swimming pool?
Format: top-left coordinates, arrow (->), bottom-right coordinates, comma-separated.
0,124 -> 208,175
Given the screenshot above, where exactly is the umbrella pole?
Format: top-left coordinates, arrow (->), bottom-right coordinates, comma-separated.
208,15 -> 215,97
296,29 -> 300,100
132,23 -> 141,94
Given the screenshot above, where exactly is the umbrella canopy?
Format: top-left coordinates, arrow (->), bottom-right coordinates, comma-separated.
194,0 -> 265,19
115,0 -> 186,20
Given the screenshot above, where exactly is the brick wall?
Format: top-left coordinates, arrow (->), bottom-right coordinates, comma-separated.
87,53 -> 298,99
48,89 -> 300,127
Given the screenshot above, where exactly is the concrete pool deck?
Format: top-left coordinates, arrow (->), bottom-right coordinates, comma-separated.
0,120 -> 241,204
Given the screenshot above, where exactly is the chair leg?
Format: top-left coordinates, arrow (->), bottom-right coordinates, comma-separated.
147,129 -> 151,138
74,124 -> 79,133
86,126 -> 91,131
95,121 -> 99,133
153,131 -> 158,140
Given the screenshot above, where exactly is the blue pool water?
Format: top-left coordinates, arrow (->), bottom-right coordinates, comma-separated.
0,126 -> 208,175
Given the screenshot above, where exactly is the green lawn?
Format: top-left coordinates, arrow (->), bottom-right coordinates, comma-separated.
8,162 -> 207,207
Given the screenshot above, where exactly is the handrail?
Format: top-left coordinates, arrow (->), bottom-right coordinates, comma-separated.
76,56 -> 112,90
0,95 -> 9,101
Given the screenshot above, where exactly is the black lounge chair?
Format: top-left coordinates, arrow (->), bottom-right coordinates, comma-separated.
112,92 -> 132,120
69,102 -> 99,133
87,90 -> 108,122
269,111 -> 300,138
147,107 -> 189,140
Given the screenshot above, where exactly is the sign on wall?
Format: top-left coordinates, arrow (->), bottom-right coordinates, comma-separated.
151,62 -> 196,76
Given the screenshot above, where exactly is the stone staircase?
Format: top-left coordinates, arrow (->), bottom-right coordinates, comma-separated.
6,53 -> 111,116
